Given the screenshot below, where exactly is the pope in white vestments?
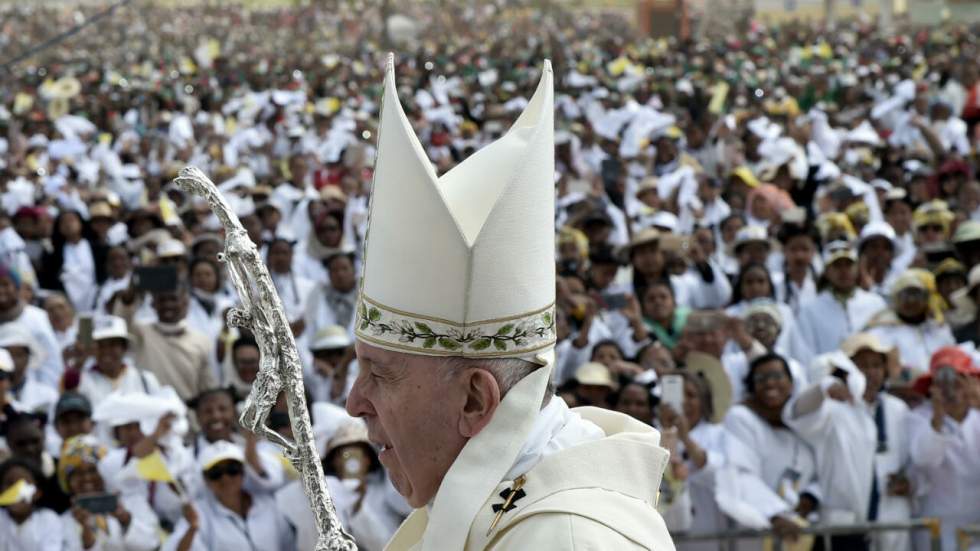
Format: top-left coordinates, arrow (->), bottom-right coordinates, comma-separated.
343,55 -> 675,551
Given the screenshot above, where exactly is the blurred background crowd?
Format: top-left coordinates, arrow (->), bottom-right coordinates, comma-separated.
1,0 -> 980,550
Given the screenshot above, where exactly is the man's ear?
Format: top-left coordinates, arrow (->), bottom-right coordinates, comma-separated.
457,369 -> 501,438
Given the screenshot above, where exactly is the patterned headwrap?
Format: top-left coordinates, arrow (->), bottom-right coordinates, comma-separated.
58,435 -> 106,493
891,269 -> 946,324
913,200 -> 955,235
0,263 -> 21,289
816,212 -> 857,243
557,226 -> 589,261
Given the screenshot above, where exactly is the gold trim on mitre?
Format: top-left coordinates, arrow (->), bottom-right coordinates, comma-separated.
354,294 -> 556,359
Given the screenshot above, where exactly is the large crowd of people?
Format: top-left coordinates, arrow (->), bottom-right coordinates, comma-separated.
1,1 -> 979,550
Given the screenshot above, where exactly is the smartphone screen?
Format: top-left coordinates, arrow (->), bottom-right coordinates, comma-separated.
661,374 -> 684,413
75,493 -> 118,514
132,265 -> 179,293
602,292 -> 628,310
77,315 -> 94,347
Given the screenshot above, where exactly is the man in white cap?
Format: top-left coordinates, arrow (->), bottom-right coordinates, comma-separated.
797,241 -> 887,356
345,57 -> 673,550
307,325 -> 357,405
76,315 -> 161,405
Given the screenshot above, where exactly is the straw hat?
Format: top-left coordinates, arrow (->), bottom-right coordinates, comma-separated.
574,362 -> 617,390
684,352 -> 732,423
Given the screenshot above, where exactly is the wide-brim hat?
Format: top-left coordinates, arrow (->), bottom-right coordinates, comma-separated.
953,221 -> 980,244
685,351 -> 732,423
574,362 -> 617,390
326,418 -> 371,455
0,326 -> 43,372
310,325 -> 352,351
841,332 -> 893,359
617,227 -> 661,262
88,202 -> 114,220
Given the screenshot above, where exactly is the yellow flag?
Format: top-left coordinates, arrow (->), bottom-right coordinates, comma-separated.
13,93 -> 34,115
206,38 -> 221,60
0,479 -> 35,506
912,64 -> 928,81
817,42 -> 833,60
607,56 -> 631,77
136,451 -> 174,483
708,82 -> 730,115
277,453 -> 300,480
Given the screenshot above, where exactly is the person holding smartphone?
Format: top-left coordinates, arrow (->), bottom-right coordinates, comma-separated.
907,347 -> 980,551
58,435 -> 159,551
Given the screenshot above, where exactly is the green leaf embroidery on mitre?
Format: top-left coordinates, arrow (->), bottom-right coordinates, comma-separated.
355,301 -> 556,353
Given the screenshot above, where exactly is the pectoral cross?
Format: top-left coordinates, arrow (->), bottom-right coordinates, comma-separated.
487,474 -> 527,536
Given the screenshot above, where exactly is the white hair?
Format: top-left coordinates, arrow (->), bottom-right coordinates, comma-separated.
442,356 -> 554,408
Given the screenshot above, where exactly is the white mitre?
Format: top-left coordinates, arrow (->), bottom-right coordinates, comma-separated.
355,54 -> 556,364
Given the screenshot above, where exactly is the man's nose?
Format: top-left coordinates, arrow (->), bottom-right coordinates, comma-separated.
345,374 -> 374,418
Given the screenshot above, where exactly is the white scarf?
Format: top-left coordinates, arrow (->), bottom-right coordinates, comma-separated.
504,397 -> 605,481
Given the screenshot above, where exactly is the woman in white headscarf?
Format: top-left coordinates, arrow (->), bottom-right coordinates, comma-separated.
719,353 -> 819,548
867,269 -> 954,378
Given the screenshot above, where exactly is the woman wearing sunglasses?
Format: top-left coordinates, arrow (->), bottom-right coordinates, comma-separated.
165,441 -> 294,551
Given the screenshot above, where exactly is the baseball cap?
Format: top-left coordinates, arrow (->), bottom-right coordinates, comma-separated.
198,440 -> 246,472
55,392 -> 93,418
92,316 -> 130,342
822,240 -> 857,266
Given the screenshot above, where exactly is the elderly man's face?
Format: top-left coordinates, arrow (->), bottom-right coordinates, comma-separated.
347,342 -> 470,507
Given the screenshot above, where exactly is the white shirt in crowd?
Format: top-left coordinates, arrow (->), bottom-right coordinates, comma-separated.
60,493 -> 160,551
0,507 -> 64,551
784,370 -> 913,551
61,239 -> 97,312
907,406 -> 980,551
1,304 -> 63,387
868,320 -> 955,375
721,404 -> 819,522
796,290 -> 887,356
77,362 -> 162,407
674,421 -> 741,551
163,491 -> 295,551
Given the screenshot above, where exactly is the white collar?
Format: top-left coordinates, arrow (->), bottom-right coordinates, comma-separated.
504,397 -> 604,481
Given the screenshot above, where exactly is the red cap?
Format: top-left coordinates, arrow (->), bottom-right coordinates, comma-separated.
13,206 -> 46,219
912,346 -> 979,395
